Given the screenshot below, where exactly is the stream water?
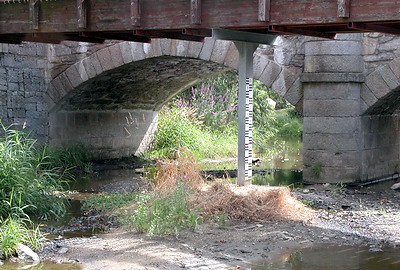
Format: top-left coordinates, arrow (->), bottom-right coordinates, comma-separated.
251,244 -> 400,270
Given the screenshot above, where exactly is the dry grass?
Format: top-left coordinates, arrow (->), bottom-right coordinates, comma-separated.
153,149 -> 314,222
191,180 -> 315,222
154,148 -> 203,193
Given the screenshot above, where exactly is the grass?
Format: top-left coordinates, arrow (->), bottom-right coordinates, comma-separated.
146,107 -> 237,160
123,184 -> 202,236
0,128 -> 67,220
82,192 -> 139,215
0,215 -> 44,258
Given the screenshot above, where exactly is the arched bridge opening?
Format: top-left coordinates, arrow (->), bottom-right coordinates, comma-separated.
47,39 -> 302,159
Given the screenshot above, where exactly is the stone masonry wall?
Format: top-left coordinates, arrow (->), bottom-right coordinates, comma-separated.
361,115 -> 400,180
0,43 -> 51,143
49,109 -> 158,158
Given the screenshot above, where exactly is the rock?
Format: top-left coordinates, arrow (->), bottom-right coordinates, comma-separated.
390,182 -> 400,190
369,247 -> 383,252
58,247 -> 69,254
16,244 -> 40,263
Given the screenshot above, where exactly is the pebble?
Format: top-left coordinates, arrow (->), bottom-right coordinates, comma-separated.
58,247 -> 69,254
368,248 -> 383,252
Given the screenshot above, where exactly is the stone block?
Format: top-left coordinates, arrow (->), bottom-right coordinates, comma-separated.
108,44 -> 124,68
379,65 -> 400,90
304,149 -> 360,168
304,117 -> 361,134
301,73 -> 365,83
50,76 -> 68,100
389,57 -> 400,79
303,133 -> 360,151
187,41 -> 203,58
131,42 -> 145,61
258,61 -> 281,87
304,82 -> 360,101
210,40 -> 231,64
365,70 -> 391,99
175,40 -> 190,57
305,40 -> 361,56
119,42 -> 134,64
283,78 -> 302,106
65,65 -> 84,88
305,55 -> 363,73
252,53 -> 268,80
363,37 -> 378,55
150,39 -> 163,58
96,48 -> 114,72
303,99 -> 360,117
199,38 -> 215,61
159,39 -> 172,56
271,68 -> 297,97
303,165 -> 360,184
360,84 -> 378,108
223,43 -> 239,70
81,58 -> 96,79
87,53 -> 103,76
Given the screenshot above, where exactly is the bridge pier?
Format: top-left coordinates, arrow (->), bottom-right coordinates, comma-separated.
301,34 -> 365,183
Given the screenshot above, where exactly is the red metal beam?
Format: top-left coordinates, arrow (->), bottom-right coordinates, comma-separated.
182,28 -> 211,37
134,30 -> 204,42
269,25 -> 336,39
348,22 -> 400,35
81,32 -> 151,43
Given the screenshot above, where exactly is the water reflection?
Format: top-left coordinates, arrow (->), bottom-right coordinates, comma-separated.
0,261 -> 81,270
251,244 -> 400,270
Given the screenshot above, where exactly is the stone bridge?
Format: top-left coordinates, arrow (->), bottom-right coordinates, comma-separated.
1,33 -> 400,184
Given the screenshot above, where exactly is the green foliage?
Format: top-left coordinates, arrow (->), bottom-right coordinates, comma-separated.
124,184 -> 202,236
301,199 -> 315,207
311,163 -> 322,179
0,216 -> 44,258
147,107 -> 237,159
82,192 -> 138,214
40,143 -> 92,172
0,128 -> 66,220
213,213 -> 229,228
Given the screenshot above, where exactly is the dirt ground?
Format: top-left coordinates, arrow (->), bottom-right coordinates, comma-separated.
39,181 -> 400,270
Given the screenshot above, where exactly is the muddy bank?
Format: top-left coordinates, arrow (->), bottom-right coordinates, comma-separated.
39,181 -> 400,270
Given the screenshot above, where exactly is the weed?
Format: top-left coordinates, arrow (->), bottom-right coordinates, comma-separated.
213,213 -> 229,228
311,164 -> 322,179
124,184 -> 202,236
301,199 -> 315,207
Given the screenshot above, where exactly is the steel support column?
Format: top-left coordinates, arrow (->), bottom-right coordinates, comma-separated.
235,42 -> 258,186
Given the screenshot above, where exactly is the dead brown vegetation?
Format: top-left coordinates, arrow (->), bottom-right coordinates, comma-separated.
153,149 -> 314,222
191,181 -> 315,222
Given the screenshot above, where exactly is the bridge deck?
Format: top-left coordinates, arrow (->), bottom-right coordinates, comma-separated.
1,0 -> 400,43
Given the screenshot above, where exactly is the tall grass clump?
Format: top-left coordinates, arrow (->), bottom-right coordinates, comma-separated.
0,215 -> 44,258
40,143 -> 92,172
0,128 -> 66,220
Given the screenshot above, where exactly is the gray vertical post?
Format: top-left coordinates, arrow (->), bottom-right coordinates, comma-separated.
235,42 -> 258,186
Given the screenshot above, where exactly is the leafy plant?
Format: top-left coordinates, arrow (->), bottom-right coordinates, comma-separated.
125,184 -> 202,236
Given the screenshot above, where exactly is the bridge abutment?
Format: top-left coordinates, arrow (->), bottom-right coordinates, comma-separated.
49,109 -> 157,159
302,34 -> 365,183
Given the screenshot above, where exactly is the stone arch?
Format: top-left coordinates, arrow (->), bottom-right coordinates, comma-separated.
362,56 -> 400,115
46,38 -> 303,113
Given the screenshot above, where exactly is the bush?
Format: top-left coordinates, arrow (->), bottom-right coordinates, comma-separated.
125,184 -> 202,236
0,128 -> 66,220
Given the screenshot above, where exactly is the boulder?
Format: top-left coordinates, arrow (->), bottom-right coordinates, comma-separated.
391,182 -> 400,191
16,244 -> 40,263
